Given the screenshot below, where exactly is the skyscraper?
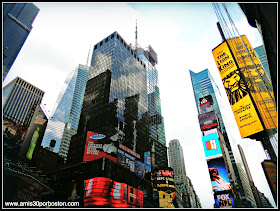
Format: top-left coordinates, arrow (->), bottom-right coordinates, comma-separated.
190,69 -> 257,208
3,3 -> 39,80
41,64 -> 89,161
254,45 -> 271,80
3,76 -> 44,127
168,139 -> 201,208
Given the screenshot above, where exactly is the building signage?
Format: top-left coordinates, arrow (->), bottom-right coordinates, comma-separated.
212,41 -> 264,138
214,190 -> 235,208
144,151 -> 151,173
83,131 -> 118,163
84,177 -> 143,208
202,132 -> 223,160
19,104 -> 48,161
227,35 -> 277,130
198,111 -> 218,131
207,157 -> 232,193
261,160 -> 277,198
119,143 -> 140,159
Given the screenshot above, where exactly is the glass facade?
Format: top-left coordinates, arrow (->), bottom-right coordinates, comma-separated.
41,64 -> 89,160
190,69 -> 257,207
67,32 -> 152,164
3,77 -> 44,126
3,3 -> 39,80
254,45 -> 271,80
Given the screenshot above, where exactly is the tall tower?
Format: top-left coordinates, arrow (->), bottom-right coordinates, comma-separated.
190,69 -> 257,208
41,64 -> 89,161
3,76 -> 44,127
3,3 -> 39,81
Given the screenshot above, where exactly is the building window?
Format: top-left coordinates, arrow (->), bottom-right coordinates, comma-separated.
111,34 -> 114,39
105,38 -> 108,43
100,41 -> 103,46
120,39 -> 123,44
94,45 -> 97,50
124,42 -> 127,47
117,34 -> 119,40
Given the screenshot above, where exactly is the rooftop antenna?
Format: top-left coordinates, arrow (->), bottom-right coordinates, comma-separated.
86,45 -> 91,67
135,19 -> 138,49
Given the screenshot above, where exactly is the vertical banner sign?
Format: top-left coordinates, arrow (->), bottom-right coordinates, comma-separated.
214,190 -> 235,208
261,160 -> 277,201
212,41 -> 264,138
19,104 -> 48,161
227,35 -> 277,130
202,132 -> 223,160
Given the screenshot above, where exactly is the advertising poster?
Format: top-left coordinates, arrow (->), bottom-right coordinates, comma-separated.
214,190 -> 235,208
202,132 -> 223,160
203,128 -> 218,136
144,151 -> 151,173
199,95 -> 214,114
135,160 -> 144,179
207,157 -> 231,193
212,41 -> 264,138
3,117 -> 28,154
152,167 -> 176,208
117,148 -> 135,172
83,131 -> 119,163
18,104 -> 48,161
198,111 -> 218,131
227,35 -> 277,130
261,160 -> 277,199
84,177 -> 143,208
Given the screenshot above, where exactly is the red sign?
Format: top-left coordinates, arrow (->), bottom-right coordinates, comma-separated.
119,144 -> 140,159
83,131 -> 118,163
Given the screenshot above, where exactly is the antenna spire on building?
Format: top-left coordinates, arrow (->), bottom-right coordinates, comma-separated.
135,19 -> 138,49
86,45 -> 91,67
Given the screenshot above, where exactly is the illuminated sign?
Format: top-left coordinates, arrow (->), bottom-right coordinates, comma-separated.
199,95 -> 213,105
261,160 -> 277,197
119,144 -> 140,159
158,191 -> 176,208
202,132 -> 223,160
214,190 -> 235,208
207,157 -> 231,193
83,131 -> 118,163
212,41 -> 264,138
198,111 -> 218,131
227,35 -> 277,131
84,177 -> 143,208
144,151 -> 151,173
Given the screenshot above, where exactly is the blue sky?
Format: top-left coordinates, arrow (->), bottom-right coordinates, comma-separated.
3,2 -> 275,208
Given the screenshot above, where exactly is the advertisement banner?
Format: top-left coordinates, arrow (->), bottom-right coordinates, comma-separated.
3,117 -> 28,154
198,111 -> 218,131
83,131 -> 118,163
203,128 -> 218,136
214,190 -> 235,208
135,160 -> 144,179
212,41 -> 264,138
158,191 -> 176,208
207,157 -> 232,193
227,35 -> 277,130
144,151 -> 151,173
117,148 -> 135,172
18,104 -> 48,161
84,177 -> 143,208
261,160 -> 277,198
202,132 -> 223,160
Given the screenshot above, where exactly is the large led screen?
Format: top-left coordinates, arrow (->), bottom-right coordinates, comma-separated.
83,131 -> 119,163
144,151 -> 151,173
212,41 -> 264,138
198,111 -> 218,131
84,177 -> 143,208
202,132 -> 223,160
214,190 -> 235,208
207,157 -> 231,193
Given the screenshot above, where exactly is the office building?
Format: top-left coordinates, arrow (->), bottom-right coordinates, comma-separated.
168,139 -> 201,208
3,76 -> 44,127
3,3 -> 39,80
190,69 -> 257,208
41,64 -> 89,161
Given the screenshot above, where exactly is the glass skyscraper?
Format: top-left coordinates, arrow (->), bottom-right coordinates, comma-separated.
254,45 -> 271,81
190,69 -> 257,208
3,76 -> 44,127
3,3 -> 39,81
41,64 -> 89,160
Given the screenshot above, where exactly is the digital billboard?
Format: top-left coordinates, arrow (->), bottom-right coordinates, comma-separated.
152,167 -> 176,208
227,35 -> 277,131
199,95 -> 213,105
214,190 -> 235,208
3,117 -> 28,155
19,104 -> 48,161
203,128 -> 218,136
207,157 -> 231,193
84,177 -> 143,208
198,111 -> 218,131
83,131 -> 119,163
261,160 -> 277,200
202,132 -> 223,160
212,41 -> 264,138
144,151 -> 151,173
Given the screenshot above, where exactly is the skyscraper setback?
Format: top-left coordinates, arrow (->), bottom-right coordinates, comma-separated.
3,3 -> 39,81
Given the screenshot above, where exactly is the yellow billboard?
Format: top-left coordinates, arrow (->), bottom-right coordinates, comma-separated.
226,35 -> 277,130
158,191 -> 175,208
212,41 -> 264,138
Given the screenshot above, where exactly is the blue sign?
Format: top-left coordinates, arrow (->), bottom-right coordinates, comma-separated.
144,151 -> 151,172
202,132 -> 223,160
